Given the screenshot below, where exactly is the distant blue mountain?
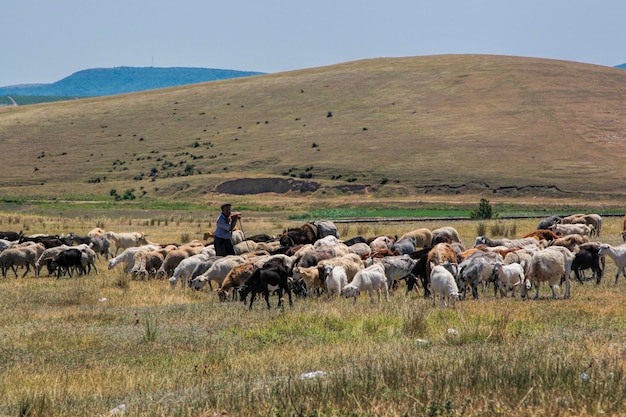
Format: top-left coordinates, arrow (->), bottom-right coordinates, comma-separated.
0,67 -> 264,97
616,63 -> 626,69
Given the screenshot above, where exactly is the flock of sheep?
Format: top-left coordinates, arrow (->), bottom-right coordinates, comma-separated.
1,213 -> 626,309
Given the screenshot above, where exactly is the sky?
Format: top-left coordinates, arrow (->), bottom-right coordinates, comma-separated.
2,0 -> 625,86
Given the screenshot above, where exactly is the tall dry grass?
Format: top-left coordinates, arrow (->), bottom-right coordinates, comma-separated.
0,214 -> 625,416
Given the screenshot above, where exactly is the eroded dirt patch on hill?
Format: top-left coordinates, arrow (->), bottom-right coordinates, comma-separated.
215,178 -> 572,198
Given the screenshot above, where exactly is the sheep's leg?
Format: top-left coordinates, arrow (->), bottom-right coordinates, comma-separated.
533,283 -> 540,300
369,288 -> 376,304
21,265 -> 30,278
11,265 -> 19,278
615,270 -> 621,285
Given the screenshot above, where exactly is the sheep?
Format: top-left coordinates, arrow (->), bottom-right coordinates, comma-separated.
346,242 -> 371,258
324,265 -> 347,297
368,254 -> 417,294
473,236 -> 538,249
549,223 -> 594,238
189,255 -> 247,290
549,234 -> 589,252
429,261 -> 460,308
571,243 -> 604,285
107,245 -> 158,273
36,244 -> 71,276
369,235 -> 395,252
129,250 -> 164,280
0,245 -> 40,278
105,231 -> 151,256
156,248 -> 191,279
314,235 -> 340,248
457,251 -> 501,299
217,261 -> 257,301
87,227 -> 106,237
318,253 -> 364,283
503,248 -> 534,276
431,226 -> 462,245
597,244 -> 626,284
492,261 -> 525,298
165,253 -> 212,287
340,263 -> 388,305
398,228 -> 433,248
523,249 -> 571,299
291,265 -> 324,294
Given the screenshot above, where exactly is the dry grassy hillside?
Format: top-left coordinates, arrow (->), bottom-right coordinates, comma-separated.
0,55 -> 625,207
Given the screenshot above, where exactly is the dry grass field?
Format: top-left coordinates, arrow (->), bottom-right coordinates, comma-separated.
1,54 -> 625,416
1,212 -> 626,416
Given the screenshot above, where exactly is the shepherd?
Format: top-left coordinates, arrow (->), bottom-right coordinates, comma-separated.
213,203 -> 241,256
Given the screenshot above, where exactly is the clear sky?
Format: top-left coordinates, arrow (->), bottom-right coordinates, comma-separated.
2,0 -> 625,86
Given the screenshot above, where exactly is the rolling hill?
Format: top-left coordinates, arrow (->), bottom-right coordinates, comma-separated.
0,67 -> 264,97
0,55 -> 625,208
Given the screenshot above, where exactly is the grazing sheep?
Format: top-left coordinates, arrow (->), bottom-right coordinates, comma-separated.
166,253 -> 212,288
523,249 -> 571,299
341,263 -> 388,305
597,244 -> 626,285
36,244 -> 71,276
291,265 -> 324,294
189,255 -> 247,290
87,227 -> 106,237
132,250 -> 165,280
493,261 -> 525,298
217,261 -> 257,301
107,245 -> 158,273
429,261 -> 460,308
156,249 -> 191,279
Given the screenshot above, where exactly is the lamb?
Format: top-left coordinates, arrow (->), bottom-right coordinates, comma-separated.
291,265 -> 324,294
318,253 -> 364,283
429,261 -> 460,308
597,244 -> 626,285
549,234 -> 589,252
492,261 -> 526,298
324,265 -> 348,297
340,263 -> 388,305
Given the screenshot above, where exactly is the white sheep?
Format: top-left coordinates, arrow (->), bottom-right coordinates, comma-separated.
107,245 -> 158,273
105,231 -> 151,256
168,253 -> 213,288
341,263 -> 388,305
324,265 -> 347,297
429,262 -> 459,308
189,255 -> 246,290
493,261 -> 526,298
597,244 -> 626,284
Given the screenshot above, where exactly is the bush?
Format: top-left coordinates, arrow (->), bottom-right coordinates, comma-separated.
470,198 -> 496,219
